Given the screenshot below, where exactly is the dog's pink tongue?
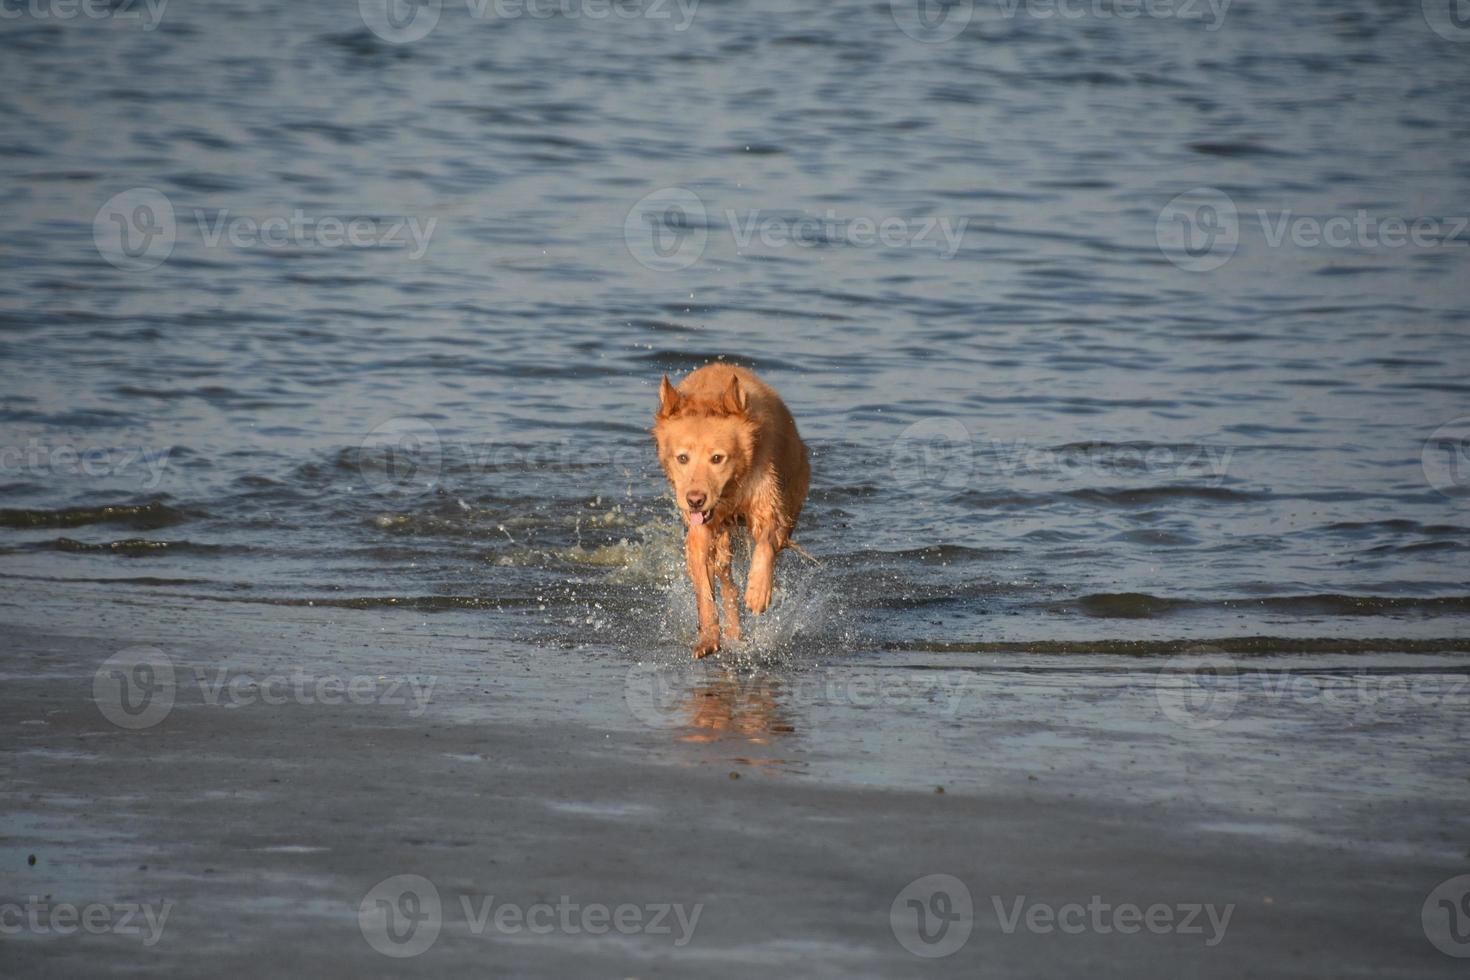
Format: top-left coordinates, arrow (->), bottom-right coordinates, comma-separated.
689,510 -> 705,526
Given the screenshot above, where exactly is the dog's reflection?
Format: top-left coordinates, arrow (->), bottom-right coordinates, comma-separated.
676,670 -> 796,747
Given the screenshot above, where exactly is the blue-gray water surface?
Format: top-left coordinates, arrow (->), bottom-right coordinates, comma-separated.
1,0 -> 1468,657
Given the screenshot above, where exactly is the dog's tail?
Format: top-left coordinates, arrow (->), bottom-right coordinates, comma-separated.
785,540 -> 820,565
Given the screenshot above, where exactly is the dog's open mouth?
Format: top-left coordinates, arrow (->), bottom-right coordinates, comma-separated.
688,508 -> 714,526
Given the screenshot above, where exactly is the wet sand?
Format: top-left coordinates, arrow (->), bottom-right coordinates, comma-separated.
1,588 -> 1466,978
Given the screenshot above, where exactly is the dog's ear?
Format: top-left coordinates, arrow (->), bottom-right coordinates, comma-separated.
718,375 -> 747,416
656,375 -> 681,418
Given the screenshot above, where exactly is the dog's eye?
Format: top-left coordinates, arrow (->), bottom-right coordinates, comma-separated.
710,454 -> 724,464
676,453 -> 689,464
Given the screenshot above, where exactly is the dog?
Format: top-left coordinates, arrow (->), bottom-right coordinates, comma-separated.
652,364 -> 810,658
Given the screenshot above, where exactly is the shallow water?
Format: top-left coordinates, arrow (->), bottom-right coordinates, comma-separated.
1,1 -> 1468,657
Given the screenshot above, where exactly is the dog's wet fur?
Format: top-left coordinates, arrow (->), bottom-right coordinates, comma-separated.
652,364 -> 811,657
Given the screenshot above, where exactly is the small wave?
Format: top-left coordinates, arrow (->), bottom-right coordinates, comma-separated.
191,594 -> 531,611
887,637 -> 1470,656
1052,593 -> 1470,620
45,538 -> 233,557
0,501 -> 195,530
839,544 -> 1004,565
1064,486 -> 1259,507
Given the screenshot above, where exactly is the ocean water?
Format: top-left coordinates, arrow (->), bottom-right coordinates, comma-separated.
1,0 -> 1468,659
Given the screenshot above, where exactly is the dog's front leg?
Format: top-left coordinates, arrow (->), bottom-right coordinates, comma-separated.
744,529 -> 777,614
713,527 -> 742,644
685,523 -> 721,658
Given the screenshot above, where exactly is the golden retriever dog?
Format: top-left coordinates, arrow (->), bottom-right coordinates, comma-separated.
652,364 -> 810,658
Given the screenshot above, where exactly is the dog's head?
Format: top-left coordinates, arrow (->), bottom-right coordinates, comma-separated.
651,374 -> 756,527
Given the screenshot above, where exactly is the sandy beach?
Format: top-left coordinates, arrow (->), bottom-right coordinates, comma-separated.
2,582 -> 1466,977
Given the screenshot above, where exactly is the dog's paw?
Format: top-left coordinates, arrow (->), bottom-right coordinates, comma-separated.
692,628 -> 721,659
744,579 -> 772,614
722,620 -> 743,644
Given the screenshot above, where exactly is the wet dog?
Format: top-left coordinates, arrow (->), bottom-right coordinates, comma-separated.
652,364 -> 810,657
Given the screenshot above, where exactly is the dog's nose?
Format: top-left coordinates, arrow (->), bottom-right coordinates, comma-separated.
686,491 -> 707,510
